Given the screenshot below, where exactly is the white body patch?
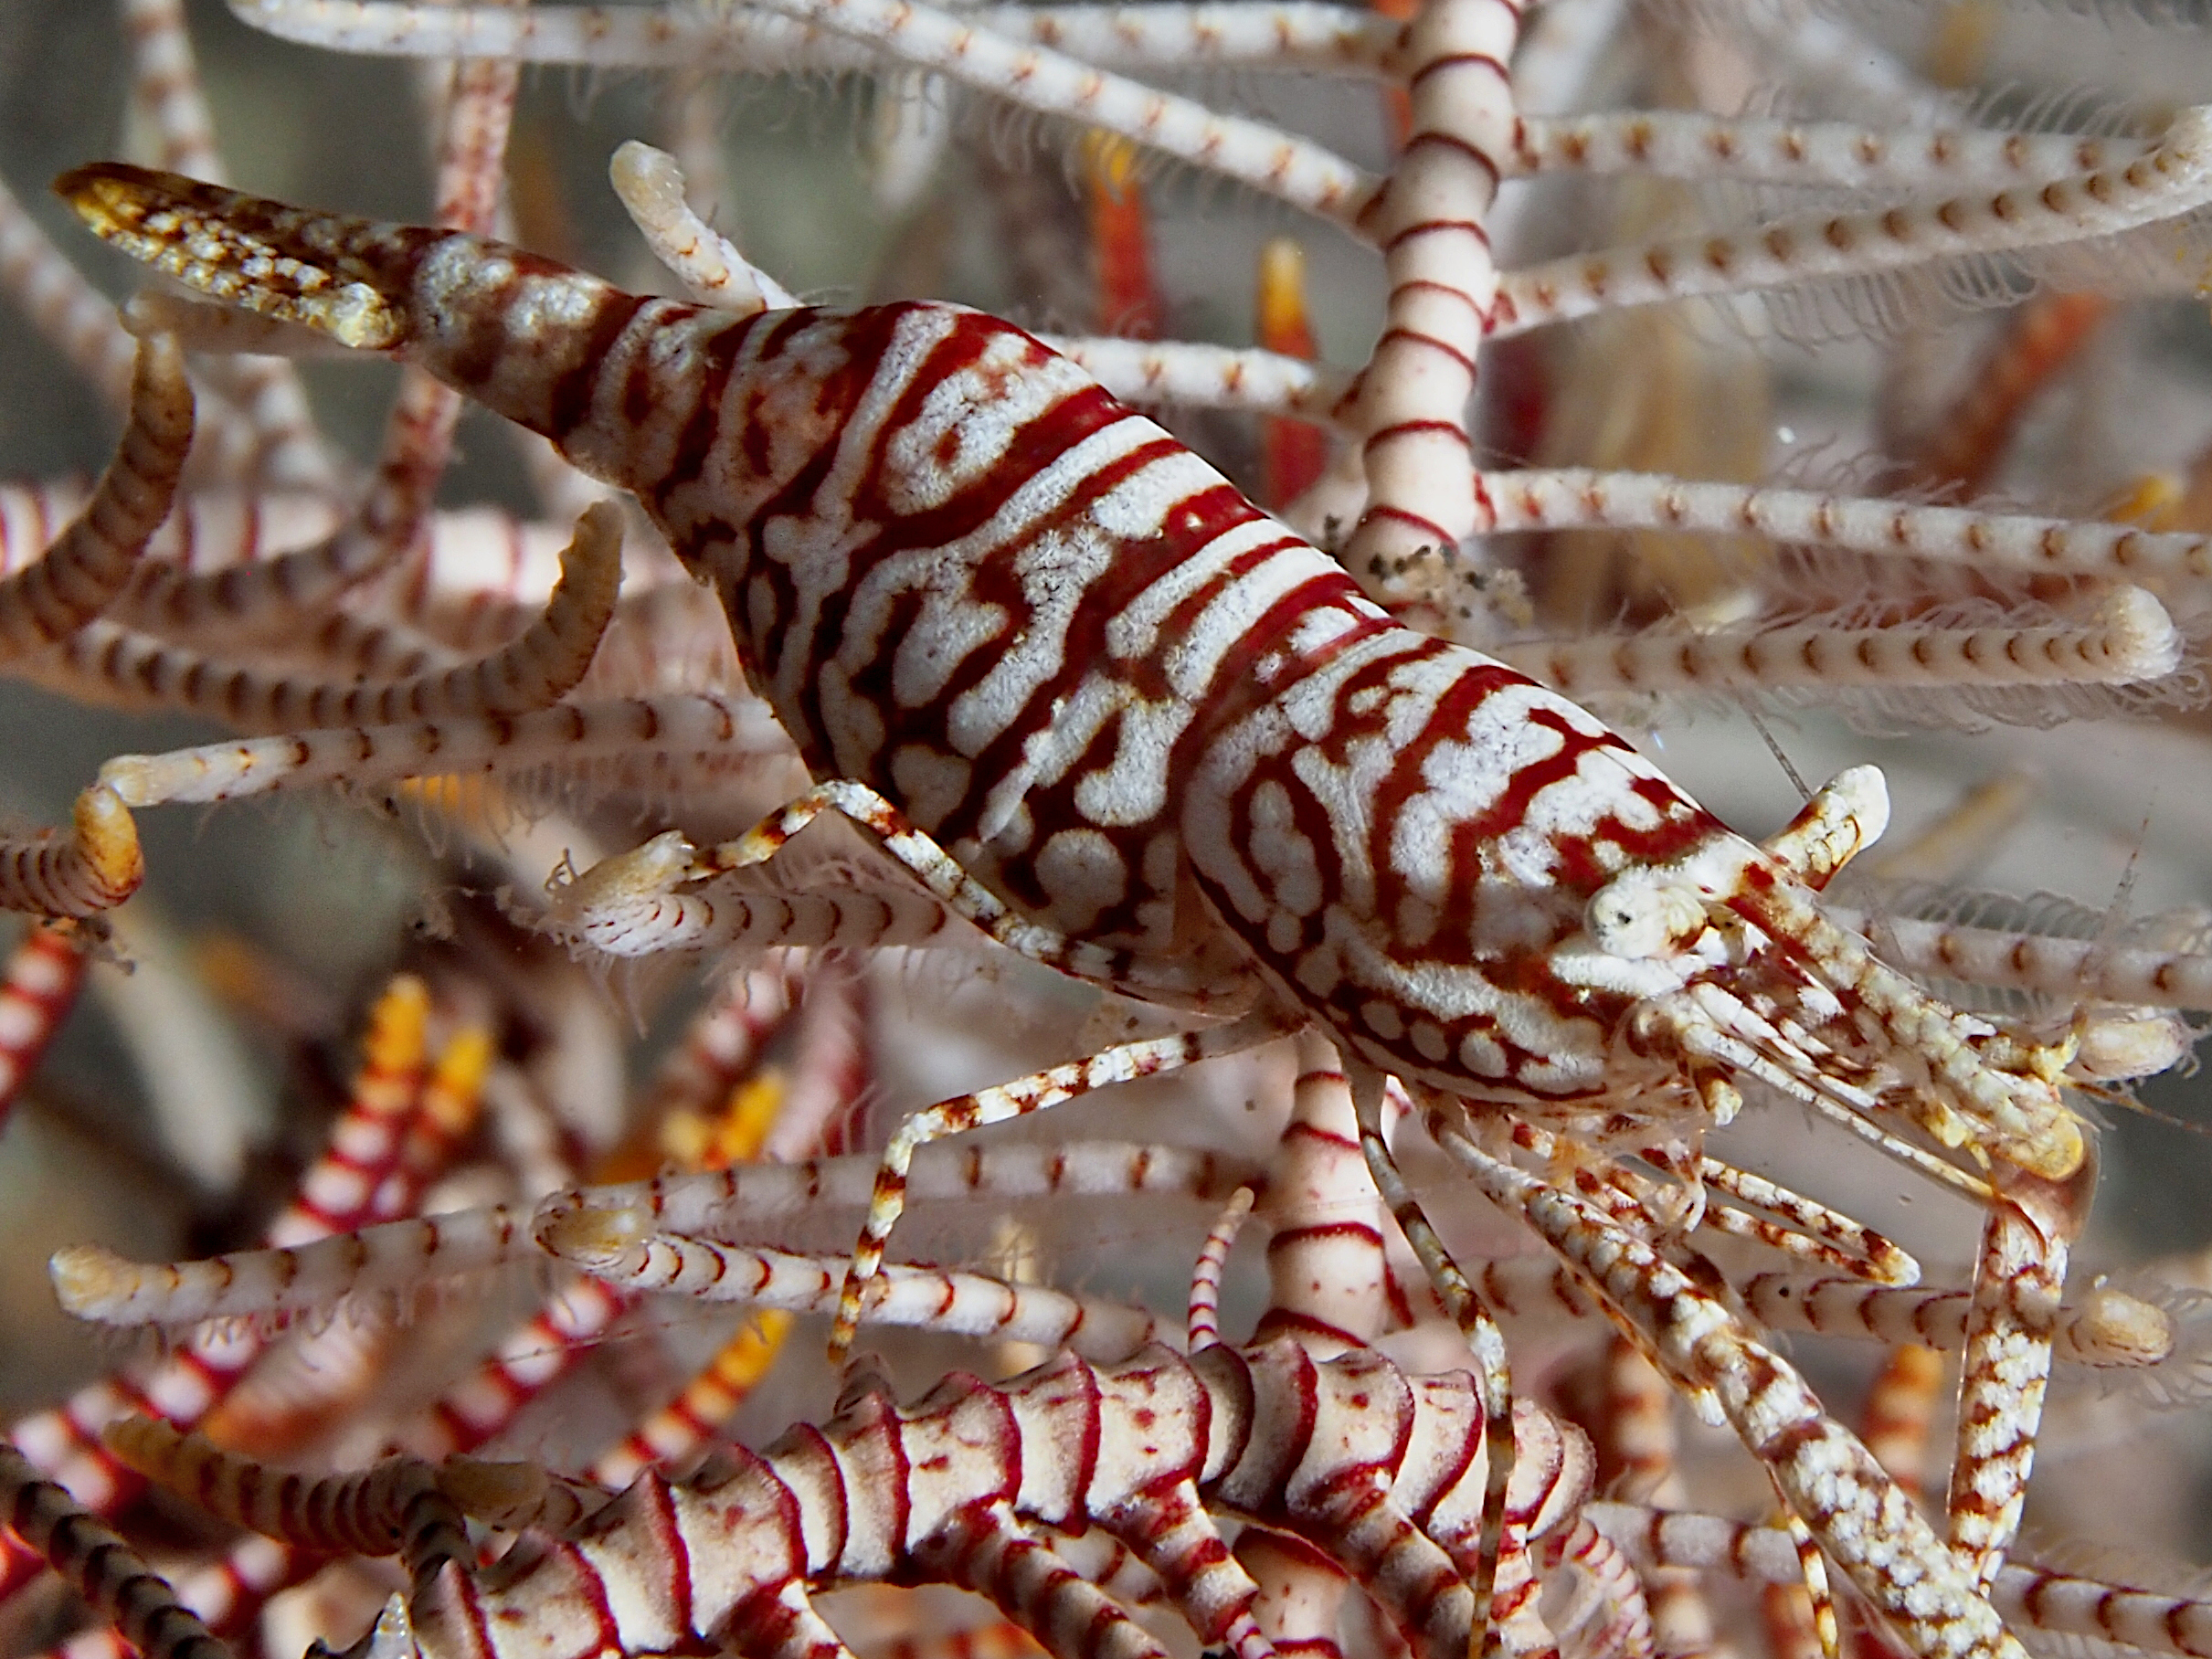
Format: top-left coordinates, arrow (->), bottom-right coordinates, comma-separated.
879,329 -> 1090,517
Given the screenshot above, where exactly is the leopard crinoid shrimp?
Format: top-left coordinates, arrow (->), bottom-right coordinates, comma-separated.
24,123 -> 2199,1657
9,8 -> 2212,1659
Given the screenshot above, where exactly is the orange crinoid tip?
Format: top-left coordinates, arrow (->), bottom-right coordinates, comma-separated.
70,784 -> 143,908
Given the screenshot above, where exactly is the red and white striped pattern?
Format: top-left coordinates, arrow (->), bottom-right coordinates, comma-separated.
0,1441 -> 228,1659
0,923 -> 90,1132
111,1336 -> 1595,1659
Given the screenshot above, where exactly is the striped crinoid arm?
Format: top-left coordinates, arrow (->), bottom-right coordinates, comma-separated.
8,487 -> 643,660
637,955 -> 806,1131
0,1440 -> 232,1659
0,484 -> 96,579
5,492 -> 563,634
0,921 -> 91,1134
238,0 -> 1382,221
1248,1033 -> 1392,1355
1824,900 -> 2212,1015
51,1136 -> 1263,1329
1741,1270 -> 2178,1371
389,958 -> 839,1469
0,342 -> 228,912
361,957 -> 818,1514
0,786 -> 142,918
102,1327 -> 1595,1659
94,692 -> 794,808
0,171 -> 143,415
1589,1500 -> 2212,1659
102,1419 -> 462,1563
535,1211 -> 1172,1358
1571,1337 -> 1712,1659
0,329 -> 193,660
48,1203 -> 537,1329
37,1536 -> 301,1659
1335,0 -> 1519,623
1858,1341 -> 1945,1511
540,1137 -> 1265,1246
1492,104 -> 2212,334
1033,333 -> 1353,426
30,501 -> 621,731
1481,465 -> 2212,586
584,1309 -> 790,1489
1,973 -> 441,1608
1488,585 -> 2184,706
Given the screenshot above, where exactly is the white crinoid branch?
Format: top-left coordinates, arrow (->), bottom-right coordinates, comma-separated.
49,1138 -> 1264,1326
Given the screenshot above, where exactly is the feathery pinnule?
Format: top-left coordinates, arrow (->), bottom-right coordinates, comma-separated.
1500,110 -> 2212,335
1491,586 -> 2182,701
